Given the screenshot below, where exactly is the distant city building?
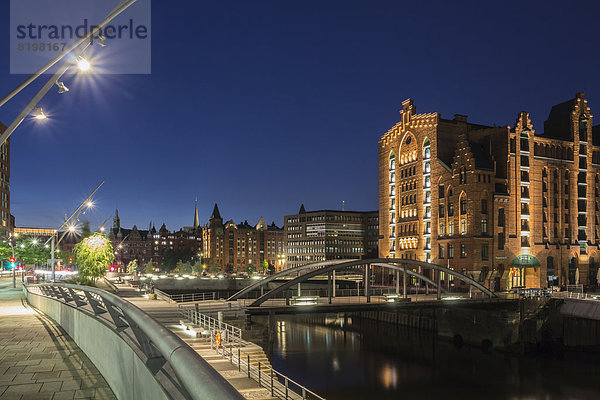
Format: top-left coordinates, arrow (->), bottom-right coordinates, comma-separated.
109,207 -> 202,270
284,204 -> 379,270
0,122 -> 10,234
201,203 -> 285,273
378,93 -> 600,291
13,226 -> 79,261
108,210 -> 153,269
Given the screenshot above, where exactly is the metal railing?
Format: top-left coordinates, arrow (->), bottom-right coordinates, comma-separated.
554,291 -> 600,301
25,283 -> 243,400
179,307 -> 243,344
154,289 -> 217,304
211,333 -> 325,400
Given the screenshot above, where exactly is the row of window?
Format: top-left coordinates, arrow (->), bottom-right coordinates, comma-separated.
438,243 -> 486,259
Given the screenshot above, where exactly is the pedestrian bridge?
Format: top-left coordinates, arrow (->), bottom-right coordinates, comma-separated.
228,258 -> 495,307
23,283 -> 244,400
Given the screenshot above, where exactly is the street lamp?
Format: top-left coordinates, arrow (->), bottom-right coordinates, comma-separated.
45,181 -> 104,281
33,107 -> 47,120
0,0 -> 140,146
77,57 -> 91,72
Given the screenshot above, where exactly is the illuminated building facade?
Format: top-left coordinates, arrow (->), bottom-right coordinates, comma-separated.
379,93 -> 600,290
201,204 -> 285,273
284,205 -> 379,270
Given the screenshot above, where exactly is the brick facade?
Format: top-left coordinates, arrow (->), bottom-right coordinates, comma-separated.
379,93 -> 600,290
201,204 -> 284,273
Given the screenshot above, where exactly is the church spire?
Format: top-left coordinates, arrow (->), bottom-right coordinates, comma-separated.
193,198 -> 200,229
113,209 -> 120,229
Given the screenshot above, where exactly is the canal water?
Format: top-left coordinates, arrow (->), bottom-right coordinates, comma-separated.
253,314 -> 600,400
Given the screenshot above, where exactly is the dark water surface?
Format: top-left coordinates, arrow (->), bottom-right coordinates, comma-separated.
254,315 -> 600,400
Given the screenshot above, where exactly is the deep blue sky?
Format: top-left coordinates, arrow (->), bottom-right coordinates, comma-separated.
2,0 -> 600,231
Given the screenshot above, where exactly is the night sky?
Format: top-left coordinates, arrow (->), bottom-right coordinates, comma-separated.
1,0 -> 599,231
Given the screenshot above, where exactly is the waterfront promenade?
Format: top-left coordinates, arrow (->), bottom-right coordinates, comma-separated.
0,278 -> 115,400
115,283 -> 278,400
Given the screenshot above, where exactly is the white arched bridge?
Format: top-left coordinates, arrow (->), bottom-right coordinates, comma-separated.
228,258 -> 495,307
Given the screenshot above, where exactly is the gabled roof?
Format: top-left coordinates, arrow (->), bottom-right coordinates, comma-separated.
210,203 -> 222,220
543,96 -> 577,140
469,141 -> 493,170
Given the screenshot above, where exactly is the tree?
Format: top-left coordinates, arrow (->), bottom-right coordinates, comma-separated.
176,248 -> 194,264
209,264 -> 221,275
260,260 -> 269,274
246,263 -> 255,276
74,233 -> 114,284
144,260 -> 154,274
159,248 -> 178,271
192,261 -> 204,275
176,260 -> 192,274
126,259 -> 139,274
15,239 -> 51,267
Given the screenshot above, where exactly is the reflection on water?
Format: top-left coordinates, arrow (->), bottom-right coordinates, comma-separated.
253,314 -> 600,400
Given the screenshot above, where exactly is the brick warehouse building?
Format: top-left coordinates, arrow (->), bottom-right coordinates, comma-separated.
201,204 -> 285,273
379,93 -> 600,291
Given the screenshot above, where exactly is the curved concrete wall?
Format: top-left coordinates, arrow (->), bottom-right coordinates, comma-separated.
25,290 -> 170,400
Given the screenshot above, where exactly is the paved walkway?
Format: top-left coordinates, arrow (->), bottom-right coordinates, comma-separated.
0,279 -> 116,400
116,284 -> 277,400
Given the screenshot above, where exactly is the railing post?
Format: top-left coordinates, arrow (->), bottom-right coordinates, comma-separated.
258,361 -> 261,386
238,348 -> 241,372
270,369 -> 274,397
247,354 -> 251,378
285,377 -> 289,399
302,387 -> 306,399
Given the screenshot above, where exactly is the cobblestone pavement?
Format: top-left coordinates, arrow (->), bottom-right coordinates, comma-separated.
0,280 -> 116,400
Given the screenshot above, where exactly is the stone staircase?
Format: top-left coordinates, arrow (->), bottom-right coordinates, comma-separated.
117,285 -> 278,400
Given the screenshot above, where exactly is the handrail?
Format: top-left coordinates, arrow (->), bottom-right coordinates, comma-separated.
155,288 -> 217,304
180,308 -> 242,344
211,332 -> 325,400
25,283 -> 244,400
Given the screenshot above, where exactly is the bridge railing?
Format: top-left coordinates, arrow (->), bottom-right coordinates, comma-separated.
212,334 -> 325,400
24,283 -> 243,400
154,288 -> 217,303
180,307 -> 243,344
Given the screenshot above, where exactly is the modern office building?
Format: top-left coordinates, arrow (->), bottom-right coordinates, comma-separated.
379,93 -> 600,290
284,205 -> 379,270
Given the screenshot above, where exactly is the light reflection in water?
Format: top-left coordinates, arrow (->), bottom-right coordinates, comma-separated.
257,314 -> 600,400
379,363 -> 398,390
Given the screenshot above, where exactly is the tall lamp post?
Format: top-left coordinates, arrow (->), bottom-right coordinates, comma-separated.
8,233 -> 17,288
45,182 -> 104,281
0,0 -> 139,144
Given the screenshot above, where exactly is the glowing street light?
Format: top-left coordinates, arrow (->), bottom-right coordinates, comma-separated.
33,107 -> 47,120
77,57 -> 91,72
68,225 -> 76,232
86,201 -> 94,208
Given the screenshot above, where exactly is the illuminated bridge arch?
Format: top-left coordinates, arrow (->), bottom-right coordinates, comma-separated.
228,258 -> 495,305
